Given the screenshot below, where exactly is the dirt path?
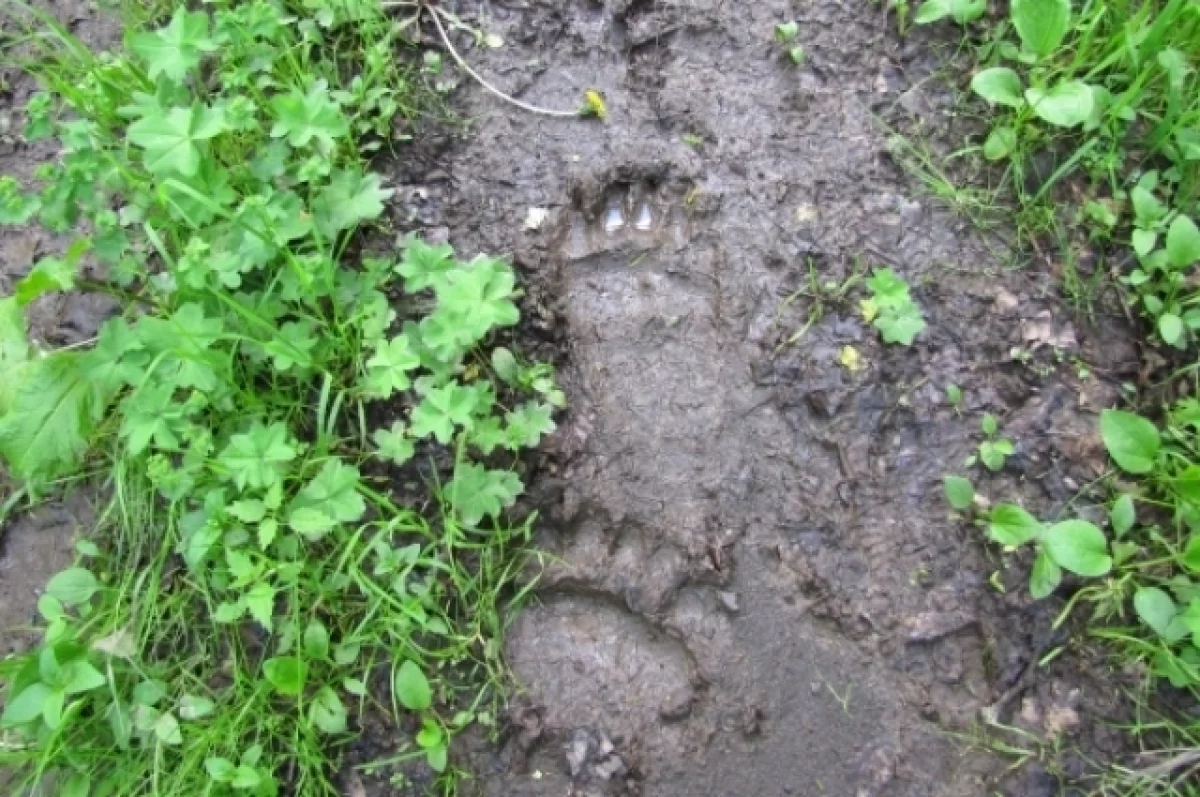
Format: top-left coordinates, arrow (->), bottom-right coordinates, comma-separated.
404,1 -> 1137,794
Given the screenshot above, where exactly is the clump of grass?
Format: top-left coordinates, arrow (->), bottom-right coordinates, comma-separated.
906,0 -> 1200,788
0,1 -> 562,794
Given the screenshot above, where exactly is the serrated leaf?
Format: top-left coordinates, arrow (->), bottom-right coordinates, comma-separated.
988,504 -> 1042,547
373,421 -> 415,465
263,657 -> 307,696
0,176 -> 41,225
446,461 -> 523,526
1043,520 -> 1111,577
943,475 -> 974,510
362,334 -> 420,399
504,401 -> 556,450
1011,0 -> 1071,57
394,660 -> 431,711
46,567 -> 99,605
218,421 -> 298,492
314,169 -> 393,236
971,68 -> 1024,107
244,582 -> 276,631
127,104 -> 227,176
1100,409 -> 1160,474
420,256 -> 520,360
131,9 -> 216,82
1025,81 -> 1094,128
269,81 -> 348,152
410,382 -> 479,444
396,235 -> 457,293
229,499 -> 267,523
292,459 -> 365,524
875,303 -> 926,345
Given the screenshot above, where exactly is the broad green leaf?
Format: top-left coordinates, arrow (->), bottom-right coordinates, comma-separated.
421,256 -> 521,360
396,235 -> 457,293
1134,587 -> 1181,639
983,126 -> 1017,161
1109,494 -> 1135,537
1011,0 -> 1070,57
504,401 -> 557,450
427,744 -> 448,773
131,10 -> 216,82
244,582 -> 275,630
229,499 -> 267,524
46,567 -> 99,605
155,711 -> 183,745
269,81 -> 348,152
308,686 -> 347,734
943,475 -> 974,510
206,758 -> 236,782
491,346 -> 519,384
1131,185 -> 1166,227
303,621 -> 329,659
446,461 -> 523,526
61,773 -> 89,797
1100,409 -> 1160,474
1174,465 -> 1200,504
178,694 -> 215,720
62,660 -> 106,694
1025,81 -> 1094,128
231,766 -> 261,790
1132,228 -> 1157,257
263,657 -> 307,696
292,459 -> 365,524
874,302 -> 926,346
410,382 -> 479,444
987,504 -> 1042,547
362,334 -> 420,399
1,683 -> 52,727
1043,520 -> 1112,576
127,104 -> 227,176
1160,313 -> 1184,345
16,246 -> 86,307
1029,549 -> 1062,598
134,679 -> 167,706
971,68 -> 1024,107
0,176 -> 41,225
1166,215 -> 1200,268
866,268 -> 910,307
914,0 -> 985,24
218,421 -> 297,491
393,660 -> 431,711
288,506 -> 336,540
373,422 -> 415,466
313,169 -> 393,236
1183,535 -> 1200,572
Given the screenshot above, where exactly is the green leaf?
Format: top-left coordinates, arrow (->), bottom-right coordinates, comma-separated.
1132,228 -> 1158,257
127,104 -> 227,176
943,475 -> 974,510
491,346 -> 519,384
396,235 -> 457,293
293,459 -> 365,524
1109,494 -> 1135,537
231,766 -> 262,789
774,22 -> 799,42
206,757 -> 236,782
61,773 -> 90,797
393,660 -> 431,711
420,256 -> 520,360
0,176 -> 41,225
218,421 -> 298,492
314,169 -> 393,236
155,711 -> 183,745
1183,535 -> 1200,572
263,657 -> 307,696
1043,520 -> 1112,577
373,422 -> 415,466
410,382 -> 479,444
1100,409 -> 1160,474
134,679 -> 167,706
1131,184 -> 1166,227
446,461 -> 523,526
178,694 -> 215,720
983,125 -> 1017,161
1029,549 -> 1062,599
1134,587 -> 1180,639
1160,313 -> 1184,345
427,744 -> 448,773
1010,0 -> 1071,57
229,499 -> 268,524
362,334 -> 421,399
131,9 -> 216,82
46,567 -> 99,605
1025,81 -> 1094,128
63,660 -> 106,694
1166,215 -> 1200,268
971,68 -> 1024,107
269,81 -> 348,152
866,268 -> 910,307
16,248 -> 85,307
1174,465 -> 1200,504
1,683 -> 52,728
987,504 -> 1042,547
244,582 -> 275,630
914,0 -> 985,24
308,686 -> 347,734
303,621 -> 329,659
875,302 -> 926,346
504,401 -> 557,450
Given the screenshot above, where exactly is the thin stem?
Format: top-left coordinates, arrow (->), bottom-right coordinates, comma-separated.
426,6 -> 579,119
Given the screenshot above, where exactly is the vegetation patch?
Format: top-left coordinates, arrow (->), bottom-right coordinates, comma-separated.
0,1 -> 560,794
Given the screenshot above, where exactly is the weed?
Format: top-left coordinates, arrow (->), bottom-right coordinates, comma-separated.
0,1 -> 561,794
967,413 -> 1015,472
860,267 -> 927,345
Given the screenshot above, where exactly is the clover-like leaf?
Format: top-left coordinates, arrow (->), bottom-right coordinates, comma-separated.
127,104 -> 227,176
410,382 -> 479,444
396,235 -> 457,293
504,401 -> 556,450
372,422 -> 415,466
131,9 -> 217,82
313,169 -> 393,236
292,458 -> 365,525
269,81 -> 348,152
446,461 -> 523,526
362,334 -> 420,399
218,421 -> 298,492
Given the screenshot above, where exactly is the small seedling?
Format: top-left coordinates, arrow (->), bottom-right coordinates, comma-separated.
945,383 -> 964,414
860,268 -> 926,346
773,22 -> 805,65
967,413 -> 1015,472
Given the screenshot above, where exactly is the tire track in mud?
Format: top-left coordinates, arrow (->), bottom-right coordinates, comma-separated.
401,0 -> 1132,794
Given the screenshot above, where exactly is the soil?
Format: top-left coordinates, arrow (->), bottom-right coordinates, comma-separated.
0,1 -> 1152,795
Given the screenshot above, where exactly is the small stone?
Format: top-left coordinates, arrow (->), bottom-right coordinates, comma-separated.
592,755 -> 627,781
718,591 -> 740,613
525,207 -> 549,231
565,729 -> 592,778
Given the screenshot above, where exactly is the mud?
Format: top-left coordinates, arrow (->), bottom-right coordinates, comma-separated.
0,0 -> 1146,794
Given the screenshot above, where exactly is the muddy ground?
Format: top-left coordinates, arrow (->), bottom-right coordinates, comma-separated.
0,1 -> 1151,795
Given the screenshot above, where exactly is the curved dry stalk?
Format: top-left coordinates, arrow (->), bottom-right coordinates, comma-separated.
426,5 -> 579,119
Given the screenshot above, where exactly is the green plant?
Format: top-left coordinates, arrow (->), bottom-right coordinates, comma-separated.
773,22 -> 805,66
0,1 -> 559,793
860,268 -> 926,346
964,413 -> 1014,472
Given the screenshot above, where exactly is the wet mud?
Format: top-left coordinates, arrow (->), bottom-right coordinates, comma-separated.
0,0 -> 1147,795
